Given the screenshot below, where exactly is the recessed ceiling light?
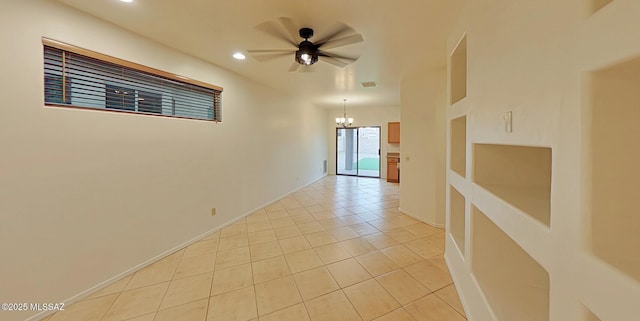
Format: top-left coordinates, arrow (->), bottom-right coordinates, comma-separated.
119,0 -> 133,3
232,52 -> 246,60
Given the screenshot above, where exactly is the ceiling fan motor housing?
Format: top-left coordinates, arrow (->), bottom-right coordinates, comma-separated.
299,27 -> 314,39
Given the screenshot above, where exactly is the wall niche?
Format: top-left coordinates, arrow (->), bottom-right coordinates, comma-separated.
450,116 -> 467,177
450,186 -> 466,255
473,144 -> 552,227
472,207 -> 550,321
450,35 -> 467,105
588,56 -> 640,283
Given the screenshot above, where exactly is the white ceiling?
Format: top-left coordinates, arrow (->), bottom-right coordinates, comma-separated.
55,0 -> 464,109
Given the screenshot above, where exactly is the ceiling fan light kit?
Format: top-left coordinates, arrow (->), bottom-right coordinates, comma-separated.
295,29 -> 318,65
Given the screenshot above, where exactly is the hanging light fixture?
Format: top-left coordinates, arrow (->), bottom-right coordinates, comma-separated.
336,98 -> 354,127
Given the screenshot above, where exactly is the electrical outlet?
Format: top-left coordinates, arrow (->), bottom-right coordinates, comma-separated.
211,208 -> 216,216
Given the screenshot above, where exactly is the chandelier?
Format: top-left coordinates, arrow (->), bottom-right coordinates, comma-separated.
335,99 -> 353,128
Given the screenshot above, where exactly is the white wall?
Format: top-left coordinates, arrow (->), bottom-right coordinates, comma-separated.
445,0 -> 640,320
399,67 -> 447,227
0,1 -> 327,320
326,106 -> 400,178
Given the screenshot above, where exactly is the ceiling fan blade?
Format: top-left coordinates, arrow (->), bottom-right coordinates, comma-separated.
318,33 -> 364,50
248,51 -> 292,62
314,22 -> 353,45
319,56 -> 349,68
247,49 -> 295,54
255,20 -> 298,46
318,51 -> 358,62
288,62 -> 301,72
299,65 -> 316,73
277,17 -> 300,43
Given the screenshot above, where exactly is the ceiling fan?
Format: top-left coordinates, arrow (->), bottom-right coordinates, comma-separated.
248,17 -> 364,72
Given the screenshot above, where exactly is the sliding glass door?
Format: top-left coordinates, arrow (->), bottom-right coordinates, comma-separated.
336,126 -> 380,178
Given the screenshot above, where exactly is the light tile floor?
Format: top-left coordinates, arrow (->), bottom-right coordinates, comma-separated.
42,176 -> 467,321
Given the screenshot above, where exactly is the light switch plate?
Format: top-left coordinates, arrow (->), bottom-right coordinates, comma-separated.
504,111 -> 513,133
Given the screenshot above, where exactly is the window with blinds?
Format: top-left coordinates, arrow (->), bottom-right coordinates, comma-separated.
43,38 -> 223,122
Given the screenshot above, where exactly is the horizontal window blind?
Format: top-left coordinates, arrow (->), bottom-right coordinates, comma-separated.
43,38 -> 223,122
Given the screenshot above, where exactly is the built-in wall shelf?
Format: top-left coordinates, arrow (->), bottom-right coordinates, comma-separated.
450,116 -> 467,177
449,35 -> 467,106
476,184 -> 550,224
471,184 -> 552,268
449,186 -> 466,256
472,207 -> 549,321
590,0 -> 613,14
578,254 -> 639,321
448,98 -> 470,120
448,169 -> 467,194
584,307 -> 602,321
473,144 -> 552,227
588,56 -> 640,284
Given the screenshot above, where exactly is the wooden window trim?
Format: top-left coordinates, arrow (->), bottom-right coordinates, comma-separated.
42,37 -> 223,92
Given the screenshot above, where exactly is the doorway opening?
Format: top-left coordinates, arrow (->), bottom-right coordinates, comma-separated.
336,126 -> 381,178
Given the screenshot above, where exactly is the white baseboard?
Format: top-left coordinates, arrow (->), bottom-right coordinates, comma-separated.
27,174 -> 327,321
399,207 -> 446,229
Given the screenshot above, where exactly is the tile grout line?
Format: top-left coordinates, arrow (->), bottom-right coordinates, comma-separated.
336,287 -> 366,321
150,248 -> 187,321
203,229 -> 222,321
97,258 -> 146,321
235,216 -> 258,321
246,224 -> 260,320
433,289 -> 468,320
285,248 -> 308,320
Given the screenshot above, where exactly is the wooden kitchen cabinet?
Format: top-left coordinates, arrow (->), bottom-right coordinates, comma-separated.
387,154 -> 399,183
388,122 -> 400,144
